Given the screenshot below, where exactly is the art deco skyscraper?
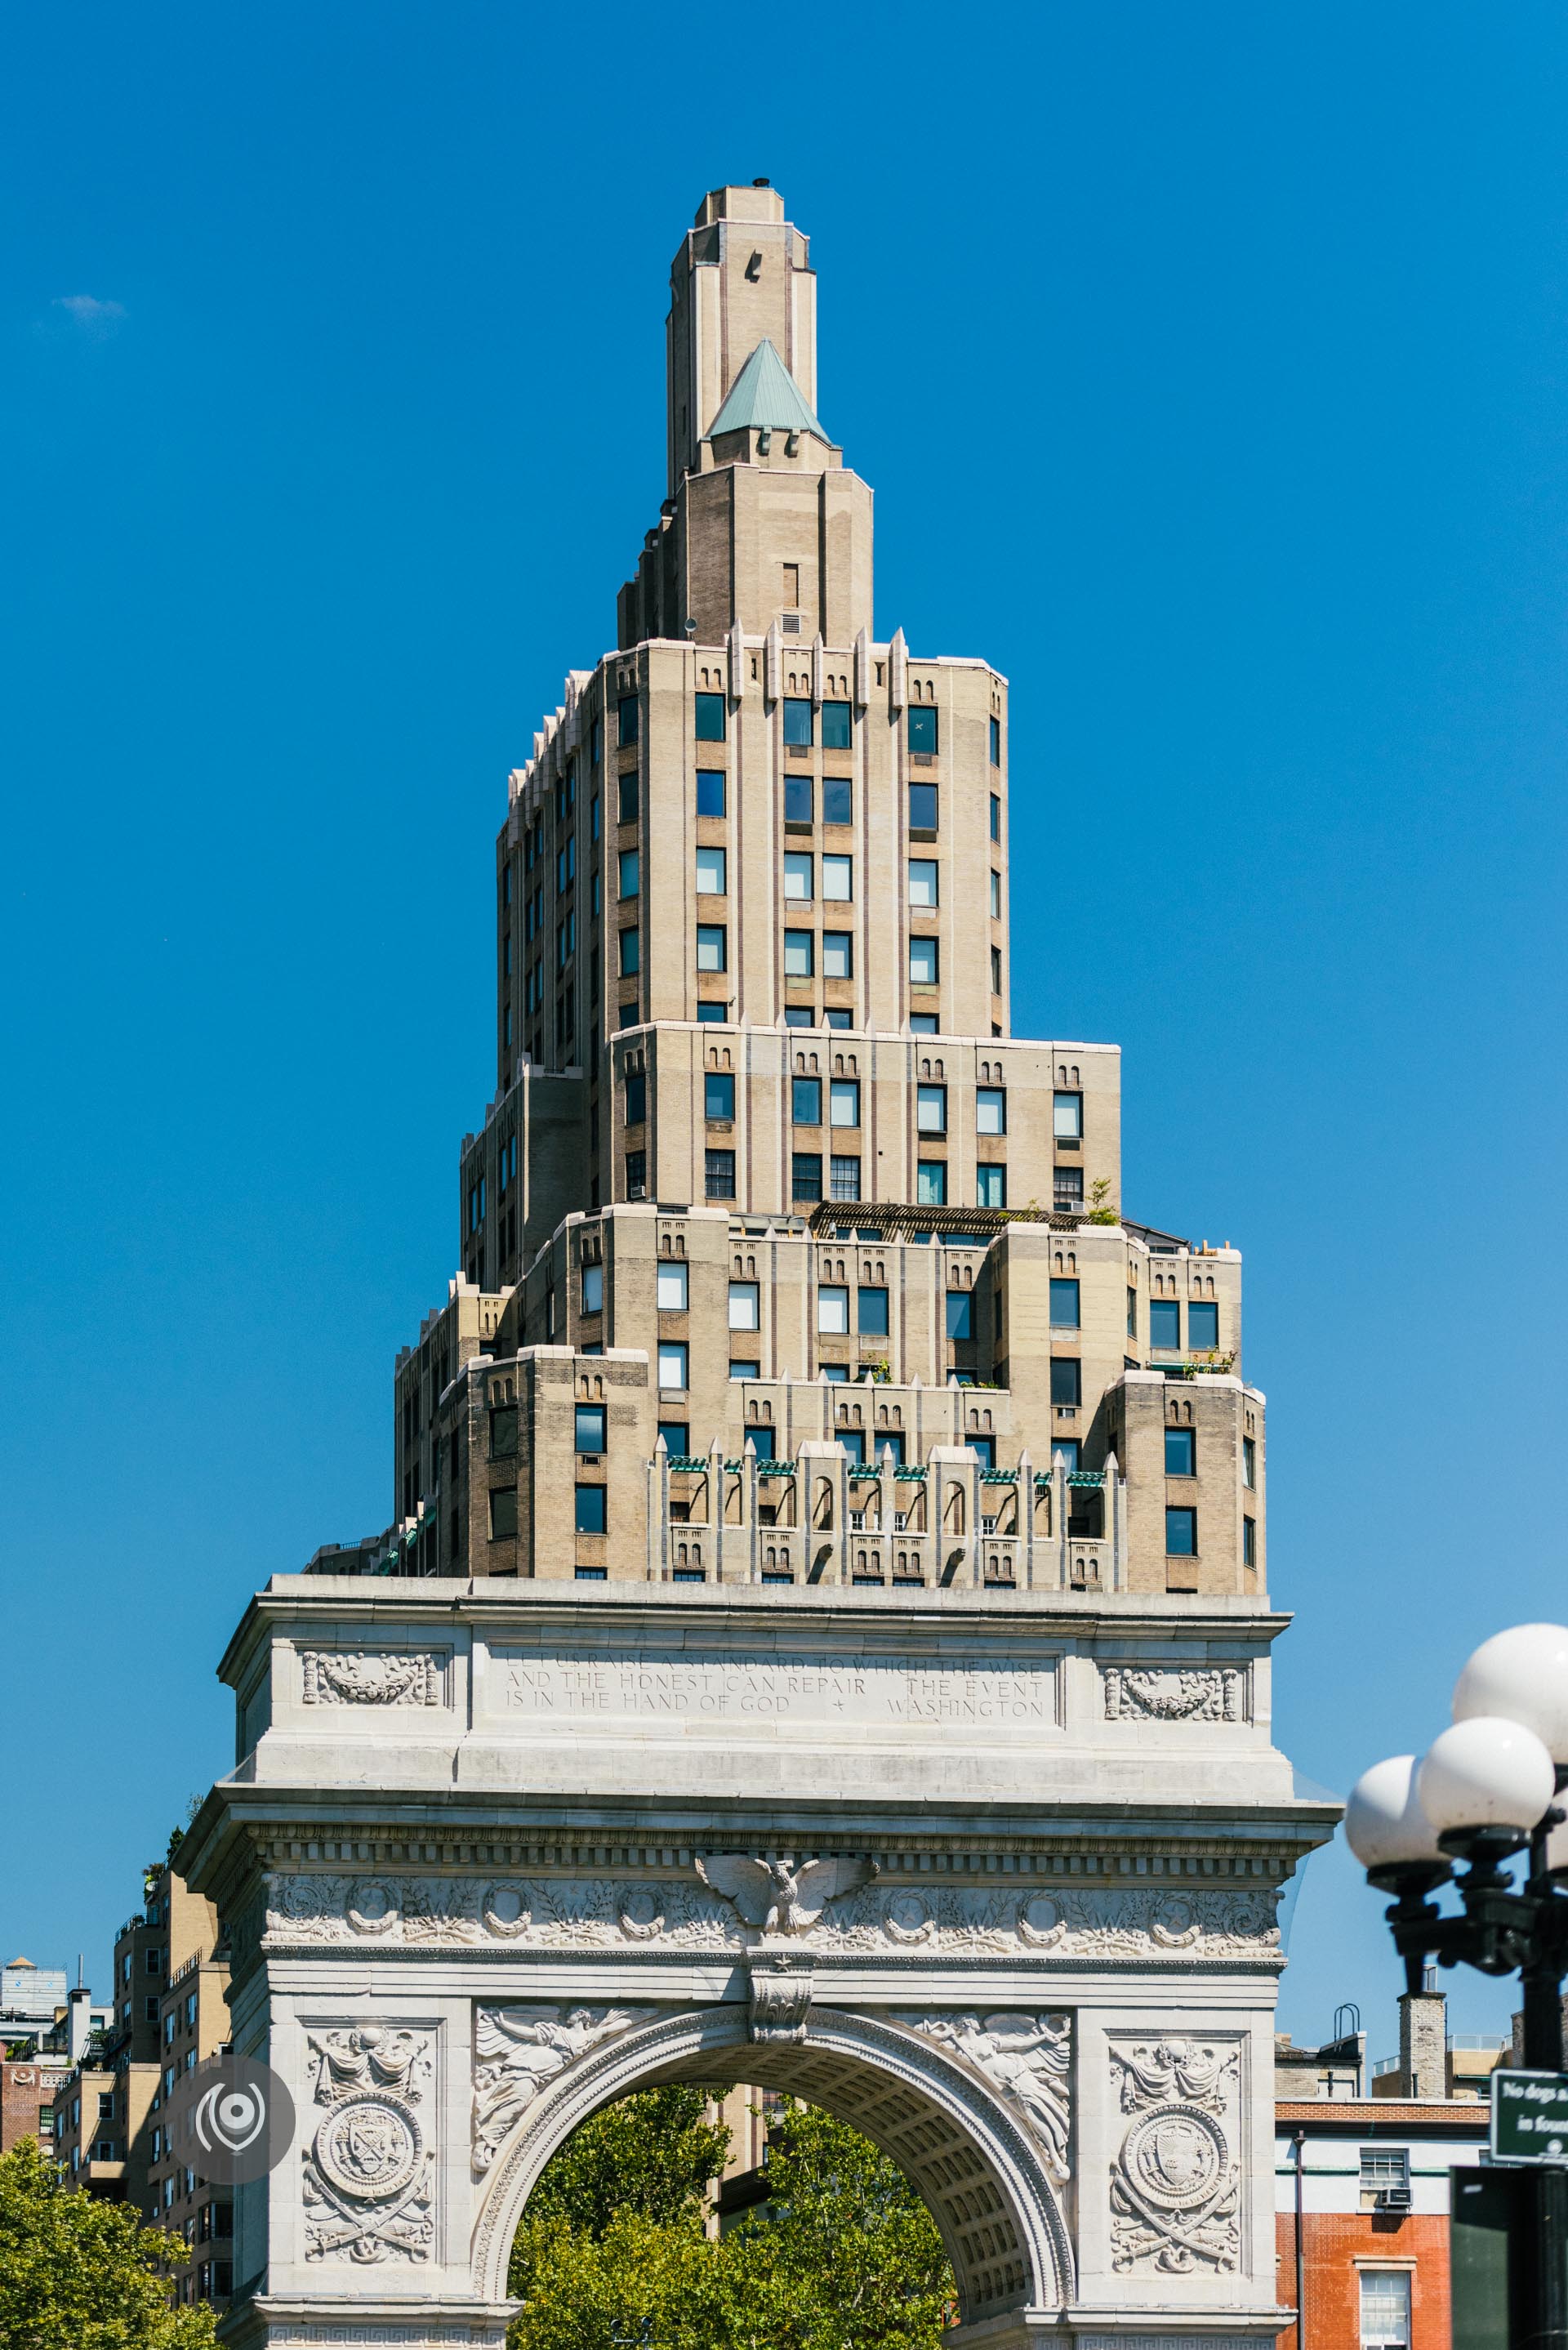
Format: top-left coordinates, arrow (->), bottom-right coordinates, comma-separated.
323,181 -> 1263,1601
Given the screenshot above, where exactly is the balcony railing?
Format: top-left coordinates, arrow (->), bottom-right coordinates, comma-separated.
644,1447 -> 1125,1591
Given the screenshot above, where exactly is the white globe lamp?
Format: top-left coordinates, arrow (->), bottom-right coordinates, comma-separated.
1416,1716 -> 1556,1850
1453,1623 -> 1568,1765
1343,1755 -> 1447,1874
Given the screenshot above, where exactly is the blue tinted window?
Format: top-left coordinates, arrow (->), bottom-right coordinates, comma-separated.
1165,1427 -> 1196,1475
908,704 -> 938,753
822,701 -> 852,749
575,1484 -> 607,1535
792,1077 -> 822,1124
822,775 -> 853,825
1165,1506 -> 1196,1556
785,774 -> 813,826
1049,1357 -> 1081,1407
617,696 -> 639,747
1149,1300 -> 1181,1350
783,698 -> 813,747
706,1072 -> 735,1120
989,715 -> 1001,765
976,1165 -> 1006,1209
748,1426 -> 776,1461
968,1436 -> 996,1468
946,1291 -> 973,1340
1188,1300 -> 1219,1352
697,769 -> 726,818
694,693 -> 726,742
917,1160 -> 947,1206
909,783 -> 938,834
791,1153 -> 823,1201
858,1286 -> 889,1337
575,1405 -> 606,1453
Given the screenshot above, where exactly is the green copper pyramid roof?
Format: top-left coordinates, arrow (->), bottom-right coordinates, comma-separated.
707,338 -> 827,442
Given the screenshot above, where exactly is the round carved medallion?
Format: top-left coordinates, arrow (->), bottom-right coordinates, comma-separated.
883,1891 -> 933,1943
314,2094 -> 422,2202
1017,1892 -> 1066,1946
345,1880 -> 399,1935
1121,2105 -> 1227,2210
619,1889 -> 664,1940
483,1883 -> 531,1936
1149,1893 -> 1201,1947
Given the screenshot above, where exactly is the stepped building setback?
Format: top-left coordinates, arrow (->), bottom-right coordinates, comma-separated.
320,179 -> 1264,1603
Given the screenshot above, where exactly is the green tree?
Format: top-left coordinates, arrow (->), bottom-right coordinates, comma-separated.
506,2092 -> 953,2350
0,2138 -> 218,2349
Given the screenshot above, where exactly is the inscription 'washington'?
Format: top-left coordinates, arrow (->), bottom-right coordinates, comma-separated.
495,1650 -> 1058,1730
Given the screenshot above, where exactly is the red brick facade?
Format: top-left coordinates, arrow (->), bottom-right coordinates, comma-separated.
0,2058 -> 67,2156
1276,2211 -> 1450,2350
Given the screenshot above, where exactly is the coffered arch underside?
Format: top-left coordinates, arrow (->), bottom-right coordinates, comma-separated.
471,2004 -> 1074,2321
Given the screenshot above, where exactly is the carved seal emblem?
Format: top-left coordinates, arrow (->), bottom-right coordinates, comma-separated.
314,2093 -> 423,2203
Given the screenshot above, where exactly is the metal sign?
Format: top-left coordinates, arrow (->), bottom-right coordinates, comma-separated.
1490,2068 -> 1568,2165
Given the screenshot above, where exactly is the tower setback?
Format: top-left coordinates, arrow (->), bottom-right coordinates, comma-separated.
318,184 -> 1263,1605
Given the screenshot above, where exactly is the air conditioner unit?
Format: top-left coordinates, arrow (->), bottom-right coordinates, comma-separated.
1374,2187 -> 1412,2211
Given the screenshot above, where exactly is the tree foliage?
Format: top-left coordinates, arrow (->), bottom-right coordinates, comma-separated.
506,2090 -> 953,2350
0,2138 -> 218,2350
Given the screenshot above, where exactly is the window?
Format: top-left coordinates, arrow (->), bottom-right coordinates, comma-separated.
617,849 -> 639,899
822,931 -> 853,979
946,1291 -> 973,1340
908,858 -> 939,908
697,769 -> 726,818
968,1434 -> 996,1469
705,1071 -> 734,1121
784,930 -> 814,978
975,1086 -> 1006,1136
792,1153 -> 823,1202
917,1160 -> 947,1206
817,1285 -> 850,1335
575,1484 -> 607,1536
147,1950 -> 163,1976
625,1149 -> 647,1197
575,1564 -> 607,1581
657,1419 -> 689,1456
728,1282 -> 760,1331
697,1002 -> 729,1023
1165,1505 -> 1197,1556
1126,1287 -> 1137,1340
730,1359 -> 760,1380
694,692 -> 726,742
783,698 -> 813,746
784,853 -> 814,901
784,772 -> 813,826
1149,1300 -> 1182,1351
822,699 -> 852,749
1243,1516 -> 1257,1567
1360,2147 -> 1410,2190
1049,1278 -> 1080,1329
822,774 -> 853,826
705,1148 -> 737,1199
830,1153 -> 861,1199
1051,1438 -> 1080,1470
989,714 -> 1001,765
747,1426 -> 777,1461
822,854 -> 853,902
1050,1357 -> 1081,1407
990,945 -> 1002,994
657,1341 -> 689,1389
916,1085 -> 947,1134
619,928 -> 639,977
908,705 -> 938,754
617,695 -> 639,747
908,782 -> 938,835
825,1007 -> 853,1028
1165,1426 -> 1196,1476
576,1404 -> 606,1453
976,1164 -> 1006,1208
1188,1300 -> 1219,1352
1243,1435 -> 1256,1488
858,1286 -> 889,1337
909,936 -> 939,987
874,1430 -> 906,1465
581,1262 -> 604,1314
625,1070 -> 646,1125
1359,2272 -> 1411,2350
590,793 -> 599,841
696,845 -> 727,895
822,1362 -> 849,1382
990,869 -> 1001,918
145,1995 -> 159,2021
989,792 -> 1001,841
1054,1164 -> 1084,1209
910,1013 -> 938,1034
793,1076 -> 822,1124
830,1079 -> 860,1127
490,1405 -> 519,1458
657,1262 -> 688,1312
489,1487 -> 518,1540
697,924 -> 728,971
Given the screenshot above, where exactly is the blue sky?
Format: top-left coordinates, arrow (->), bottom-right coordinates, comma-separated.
3,2 -> 1565,2063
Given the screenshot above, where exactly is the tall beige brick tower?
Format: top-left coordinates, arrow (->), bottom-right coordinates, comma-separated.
324,181 -> 1263,1604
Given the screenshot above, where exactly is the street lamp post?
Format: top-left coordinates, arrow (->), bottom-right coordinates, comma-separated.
1345,1623 -> 1568,2350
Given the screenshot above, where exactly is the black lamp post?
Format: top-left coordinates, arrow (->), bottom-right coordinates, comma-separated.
1345,1622 -> 1568,2350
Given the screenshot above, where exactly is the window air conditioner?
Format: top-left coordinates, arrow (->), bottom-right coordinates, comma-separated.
1374,2186 -> 1412,2211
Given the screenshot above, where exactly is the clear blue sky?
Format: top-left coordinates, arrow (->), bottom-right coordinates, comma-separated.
3,3 -> 1564,2063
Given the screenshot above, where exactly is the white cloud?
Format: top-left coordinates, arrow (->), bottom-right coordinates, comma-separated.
51,294 -> 127,339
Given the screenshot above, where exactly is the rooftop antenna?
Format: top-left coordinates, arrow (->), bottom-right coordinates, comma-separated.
1333,2000 -> 1361,2041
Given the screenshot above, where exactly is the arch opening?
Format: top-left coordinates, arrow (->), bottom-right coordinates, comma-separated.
473,2005 -> 1072,2325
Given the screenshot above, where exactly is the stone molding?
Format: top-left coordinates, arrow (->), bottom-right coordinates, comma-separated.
1107,2036 -> 1242,2276
262,1870 -> 1281,1963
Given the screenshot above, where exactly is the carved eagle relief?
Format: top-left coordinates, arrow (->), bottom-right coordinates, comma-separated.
695,1853 -> 878,1935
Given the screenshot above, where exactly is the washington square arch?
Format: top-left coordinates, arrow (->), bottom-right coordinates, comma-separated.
180,181 -> 1336,2350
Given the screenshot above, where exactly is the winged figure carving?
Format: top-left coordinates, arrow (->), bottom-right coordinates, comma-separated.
695,1853 -> 878,1935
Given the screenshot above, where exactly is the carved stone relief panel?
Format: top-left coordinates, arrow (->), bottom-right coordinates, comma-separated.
1103,1668 -> 1245,1723
1107,2035 -> 1242,2275
894,2011 -> 1071,2184
299,1651 -> 449,1707
472,2005 -> 656,2176
301,2025 -> 435,2264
